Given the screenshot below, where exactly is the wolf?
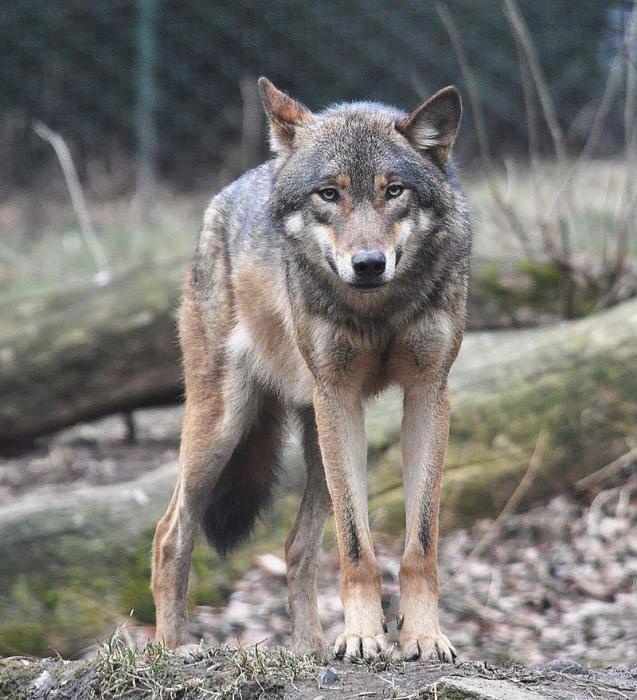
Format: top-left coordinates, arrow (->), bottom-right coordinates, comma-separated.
151,77 -> 471,662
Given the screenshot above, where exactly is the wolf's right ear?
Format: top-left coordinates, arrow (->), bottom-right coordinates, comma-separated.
396,86 -> 462,166
258,77 -> 313,156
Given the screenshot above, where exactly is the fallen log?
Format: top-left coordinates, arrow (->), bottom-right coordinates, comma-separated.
0,299 -> 636,655
0,258 -> 558,449
0,263 -> 184,448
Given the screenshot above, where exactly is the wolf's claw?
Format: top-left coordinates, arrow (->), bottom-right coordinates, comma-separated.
333,632 -> 388,661
399,632 -> 456,663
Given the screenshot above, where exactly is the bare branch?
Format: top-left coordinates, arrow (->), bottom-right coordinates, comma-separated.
502,0 -> 566,163
624,3 -> 637,160
33,121 -> 110,280
442,428 -> 548,587
544,45 -> 624,225
436,2 -> 535,258
576,446 -> 637,490
436,2 -> 492,166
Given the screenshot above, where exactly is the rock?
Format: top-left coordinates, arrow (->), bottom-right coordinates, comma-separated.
253,553 -> 287,578
30,669 -> 55,696
434,676 -> 546,699
317,666 -> 339,686
543,659 -> 588,675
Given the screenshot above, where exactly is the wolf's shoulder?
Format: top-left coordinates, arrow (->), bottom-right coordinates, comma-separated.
205,161 -> 275,220
197,160 -> 277,265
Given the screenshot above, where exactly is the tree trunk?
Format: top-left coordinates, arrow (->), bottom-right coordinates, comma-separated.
2,298 -> 636,559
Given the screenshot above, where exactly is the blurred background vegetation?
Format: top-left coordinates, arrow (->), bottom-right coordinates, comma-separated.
1,0 -> 635,314
0,0 -> 623,188
0,0 -> 636,665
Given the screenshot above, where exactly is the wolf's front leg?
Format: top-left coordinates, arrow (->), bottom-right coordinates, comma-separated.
312,385 -> 387,661
398,382 -> 456,662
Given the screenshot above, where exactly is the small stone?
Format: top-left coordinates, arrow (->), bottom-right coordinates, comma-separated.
253,553 -> 287,578
31,670 -> 55,695
544,658 -> 588,675
317,666 -> 339,686
434,676 -> 542,700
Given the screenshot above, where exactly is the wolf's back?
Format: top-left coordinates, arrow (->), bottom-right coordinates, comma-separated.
188,161 -> 284,557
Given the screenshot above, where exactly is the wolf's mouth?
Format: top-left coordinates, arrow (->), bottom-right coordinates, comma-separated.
349,281 -> 386,293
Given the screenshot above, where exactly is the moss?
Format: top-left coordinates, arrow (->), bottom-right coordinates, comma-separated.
477,263 -> 523,317
517,259 -> 562,295
119,536 -> 155,624
50,589 -> 109,649
0,622 -> 49,657
443,356 -> 637,527
365,353 -> 637,534
477,260 -> 599,320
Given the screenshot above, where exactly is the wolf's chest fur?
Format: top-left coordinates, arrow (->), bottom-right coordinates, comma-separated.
226,252 -> 457,407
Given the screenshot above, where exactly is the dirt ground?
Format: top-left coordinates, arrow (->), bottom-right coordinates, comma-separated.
2,644 -> 636,699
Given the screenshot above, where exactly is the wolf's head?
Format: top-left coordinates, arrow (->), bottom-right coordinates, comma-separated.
260,77 -> 463,294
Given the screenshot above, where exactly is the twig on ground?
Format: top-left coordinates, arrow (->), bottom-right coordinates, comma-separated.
442,428 -> 548,589
586,476 -> 637,536
575,446 -> 637,490
465,427 -> 547,560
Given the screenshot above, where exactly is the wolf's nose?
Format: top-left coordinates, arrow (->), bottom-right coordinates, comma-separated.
351,250 -> 386,281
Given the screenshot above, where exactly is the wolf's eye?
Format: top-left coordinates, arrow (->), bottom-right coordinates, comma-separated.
386,183 -> 404,199
318,187 -> 339,202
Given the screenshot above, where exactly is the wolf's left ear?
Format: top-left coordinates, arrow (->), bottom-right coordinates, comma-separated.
258,77 -> 313,156
396,86 -> 462,166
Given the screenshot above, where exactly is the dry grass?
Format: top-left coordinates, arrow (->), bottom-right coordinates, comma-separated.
1,157 -> 634,311
0,188 -> 202,299
466,159 -> 637,262
440,0 -> 637,316
1,626 -> 635,699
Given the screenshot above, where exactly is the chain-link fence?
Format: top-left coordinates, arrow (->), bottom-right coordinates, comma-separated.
0,0 -> 623,199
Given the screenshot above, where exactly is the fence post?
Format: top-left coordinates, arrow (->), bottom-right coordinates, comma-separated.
135,0 -> 158,223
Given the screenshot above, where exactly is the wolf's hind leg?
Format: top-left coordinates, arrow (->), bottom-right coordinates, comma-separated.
285,407 -> 332,655
151,394 -> 239,647
151,477 -> 195,648
151,373 -> 260,647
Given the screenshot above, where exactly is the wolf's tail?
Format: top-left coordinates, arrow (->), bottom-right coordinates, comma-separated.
201,401 -> 283,557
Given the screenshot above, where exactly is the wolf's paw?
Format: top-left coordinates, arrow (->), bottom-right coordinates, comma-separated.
333,632 -> 388,662
291,630 -> 328,658
399,629 -> 456,663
